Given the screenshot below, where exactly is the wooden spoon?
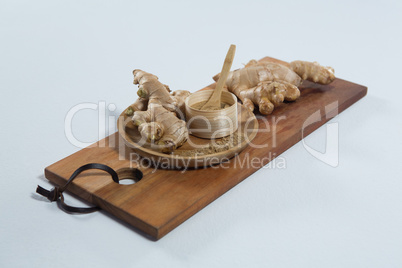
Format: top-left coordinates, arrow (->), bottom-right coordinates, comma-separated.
201,44 -> 236,110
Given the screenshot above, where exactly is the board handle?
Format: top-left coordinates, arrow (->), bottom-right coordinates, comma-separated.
36,163 -> 142,213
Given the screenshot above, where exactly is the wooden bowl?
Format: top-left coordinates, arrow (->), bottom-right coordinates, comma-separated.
185,90 -> 238,139
117,102 -> 258,169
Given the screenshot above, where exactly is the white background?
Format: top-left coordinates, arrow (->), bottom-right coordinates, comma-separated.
1,0 -> 402,267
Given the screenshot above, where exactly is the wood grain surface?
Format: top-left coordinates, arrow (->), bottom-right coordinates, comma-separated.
44,57 -> 367,240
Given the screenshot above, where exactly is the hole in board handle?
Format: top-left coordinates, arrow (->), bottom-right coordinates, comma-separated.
116,168 -> 143,185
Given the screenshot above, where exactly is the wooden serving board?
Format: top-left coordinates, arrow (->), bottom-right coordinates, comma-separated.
44,57 -> 367,240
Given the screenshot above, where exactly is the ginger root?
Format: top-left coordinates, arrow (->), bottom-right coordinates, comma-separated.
132,69 -> 190,153
214,59 -> 335,114
236,80 -> 300,114
289,60 -> 335,85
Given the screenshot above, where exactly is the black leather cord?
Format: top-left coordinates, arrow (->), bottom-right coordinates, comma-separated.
36,163 -> 121,214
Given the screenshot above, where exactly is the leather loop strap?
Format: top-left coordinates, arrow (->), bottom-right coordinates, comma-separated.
36,163 -> 121,214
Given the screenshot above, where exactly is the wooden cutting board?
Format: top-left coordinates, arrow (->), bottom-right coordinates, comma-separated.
44,57 -> 367,240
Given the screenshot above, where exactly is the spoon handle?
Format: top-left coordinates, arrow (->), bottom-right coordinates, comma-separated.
202,44 -> 236,110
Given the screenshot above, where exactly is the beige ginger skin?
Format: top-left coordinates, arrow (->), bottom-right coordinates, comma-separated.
214,59 -> 335,114
131,69 -> 190,153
